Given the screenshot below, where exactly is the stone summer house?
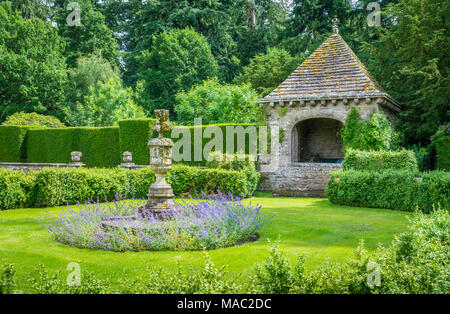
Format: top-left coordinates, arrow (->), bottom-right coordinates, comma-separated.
258,23 -> 400,197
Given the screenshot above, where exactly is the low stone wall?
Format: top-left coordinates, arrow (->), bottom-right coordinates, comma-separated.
0,162 -> 84,173
258,162 -> 342,197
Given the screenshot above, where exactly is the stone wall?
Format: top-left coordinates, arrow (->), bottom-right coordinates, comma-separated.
258,163 -> 342,197
0,162 -> 84,173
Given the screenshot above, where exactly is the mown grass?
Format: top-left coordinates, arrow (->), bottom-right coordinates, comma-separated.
0,194 -> 410,291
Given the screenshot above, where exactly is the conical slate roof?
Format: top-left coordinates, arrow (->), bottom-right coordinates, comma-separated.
265,33 -> 386,99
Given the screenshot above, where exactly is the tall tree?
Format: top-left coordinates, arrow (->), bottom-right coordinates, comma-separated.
280,0 -> 353,56
136,28 -> 218,115
53,0 -> 119,67
0,1 -> 68,121
363,0 -> 449,145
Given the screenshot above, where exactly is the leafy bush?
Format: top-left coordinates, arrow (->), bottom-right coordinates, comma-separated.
343,149 -> 418,172
2,112 -> 65,128
326,170 -> 450,212
342,108 -> 398,151
167,164 -> 250,197
26,126 -> 121,167
0,125 -> 29,162
118,118 -> 156,165
41,193 -> 269,251
33,167 -> 155,207
175,78 -> 261,125
206,152 -> 260,196
0,264 -> 15,294
0,169 -> 36,210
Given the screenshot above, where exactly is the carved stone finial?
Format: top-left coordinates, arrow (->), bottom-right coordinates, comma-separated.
152,109 -> 173,138
332,16 -> 339,34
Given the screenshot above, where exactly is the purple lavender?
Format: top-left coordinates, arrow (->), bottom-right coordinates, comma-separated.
39,192 -> 270,251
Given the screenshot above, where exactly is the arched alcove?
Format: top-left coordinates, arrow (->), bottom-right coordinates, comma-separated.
291,118 -> 344,163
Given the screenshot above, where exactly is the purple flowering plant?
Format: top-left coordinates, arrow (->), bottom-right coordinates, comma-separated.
39,192 -> 270,251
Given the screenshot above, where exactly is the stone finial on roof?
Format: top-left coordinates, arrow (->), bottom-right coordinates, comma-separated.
332,16 -> 339,34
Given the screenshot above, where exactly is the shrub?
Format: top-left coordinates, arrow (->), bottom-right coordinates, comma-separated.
0,264 -> 15,294
326,170 -> 450,212
206,152 -> 260,196
26,127 -> 121,167
118,118 -> 156,165
0,169 -> 36,210
0,125 -> 29,162
33,167 -> 155,207
343,149 -> 419,172
342,108 -> 398,151
2,112 -> 65,128
167,164 -> 250,197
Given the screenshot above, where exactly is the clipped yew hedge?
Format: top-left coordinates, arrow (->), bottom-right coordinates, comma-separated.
342,149 -> 419,172
326,170 -> 450,213
0,125 -> 30,162
26,127 -> 121,167
119,118 -> 157,165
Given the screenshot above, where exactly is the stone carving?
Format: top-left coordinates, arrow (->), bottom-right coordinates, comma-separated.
139,109 -> 175,218
70,151 -> 83,164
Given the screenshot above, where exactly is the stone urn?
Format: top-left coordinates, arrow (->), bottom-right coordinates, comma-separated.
139,109 -> 175,218
70,151 -> 82,163
123,151 -> 133,163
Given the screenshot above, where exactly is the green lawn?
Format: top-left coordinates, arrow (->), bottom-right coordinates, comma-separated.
0,195 -> 411,291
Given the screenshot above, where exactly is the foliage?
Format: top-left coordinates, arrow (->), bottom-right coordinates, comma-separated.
118,118 -> 156,166
167,165 -> 251,198
0,126 -> 29,162
53,0 -> 119,68
0,168 -> 36,210
342,108 -> 398,151
363,0 -> 450,146
65,52 -> 121,110
2,112 -> 65,128
431,124 -> 450,171
40,193 -> 269,251
343,149 -> 418,172
64,78 -> 146,127
326,170 -> 450,213
0,1 -> 68,121
26,126 -> 121,167
136,28 -> 218,115
252,208 -> 449,294
32,167 -> 154,208
206,152 -> 261,196
0,264 -> 15,294
234,47 -> 299,96
175,79 -> 261,125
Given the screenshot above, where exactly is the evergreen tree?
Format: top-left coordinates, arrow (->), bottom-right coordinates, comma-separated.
0,1 -> 68,121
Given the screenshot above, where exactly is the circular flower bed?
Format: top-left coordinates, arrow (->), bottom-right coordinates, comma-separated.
40,193 -> 270,251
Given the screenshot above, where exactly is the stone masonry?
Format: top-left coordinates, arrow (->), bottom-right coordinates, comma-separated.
257,21 -> 400,197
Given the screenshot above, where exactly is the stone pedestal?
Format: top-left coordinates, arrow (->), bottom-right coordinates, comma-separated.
139,110 -> 175,219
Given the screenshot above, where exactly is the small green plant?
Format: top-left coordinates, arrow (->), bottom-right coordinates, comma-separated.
0,264 -> 15,294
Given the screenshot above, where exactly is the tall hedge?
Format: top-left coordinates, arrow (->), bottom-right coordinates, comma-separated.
435,136 -> 450,171
326,170 -> 450,213
118,119 -> 259,166
26,127 -> 120,167
118,118 -> 156,165
343,149 -> 419,172
0,126 -> 29,162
